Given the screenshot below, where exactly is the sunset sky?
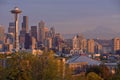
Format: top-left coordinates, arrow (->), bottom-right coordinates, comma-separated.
0,0 -> 120,34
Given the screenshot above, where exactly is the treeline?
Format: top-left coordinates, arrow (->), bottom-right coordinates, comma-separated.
0,51 -> 120,80
0,51 -> 72,80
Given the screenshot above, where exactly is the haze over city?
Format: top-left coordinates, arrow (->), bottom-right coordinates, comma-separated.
0,0 -> 120,34
1,1 -> 120,80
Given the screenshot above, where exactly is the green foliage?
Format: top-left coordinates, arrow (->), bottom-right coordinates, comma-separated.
109,64 -> 120,80
117,64 -> 120,74
1,51 -> 114,80
87,72 -> 103,80
6,53 -> 32,80
0,51 -> 65,80
0,65 -> 5,80
86,65 -> 111,80
86,66 -> 101,75
109,75 -> 120,80
0,54 -> 6,59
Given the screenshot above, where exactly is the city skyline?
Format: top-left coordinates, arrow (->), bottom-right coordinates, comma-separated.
0,1 -> 120,79
0,0 -> 120,34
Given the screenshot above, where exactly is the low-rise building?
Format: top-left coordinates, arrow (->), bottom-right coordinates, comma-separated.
66,55 -> 101,74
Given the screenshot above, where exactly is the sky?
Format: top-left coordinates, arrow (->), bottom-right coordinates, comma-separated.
0,0 -> 120,34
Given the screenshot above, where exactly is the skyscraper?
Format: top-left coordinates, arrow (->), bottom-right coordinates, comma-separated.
0,25 -> 5,42
38,20 -> 45,43
31,37 -> 36,49
53,33 -> 64,51
8,22 -> 15,35
44,38 -> 52,49
95,42 -> 102,54
112,37 -> 120,53
87,39 -> 95,54
72,34 -> 87,51
49,27 -> 55,38
31,26 -> 37,41
22,16 -> 29,33
72,35 -> 78,49
81,39 -> 87,52
19,16 -> 29,49
44,27 -> 49,39
24,33 -> 31,49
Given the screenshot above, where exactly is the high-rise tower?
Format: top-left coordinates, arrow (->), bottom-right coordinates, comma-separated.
87,39 -> 95,54
31,26 -> 37,41
112,38 -> 120,53
38,20 -> 45,43
49,27 -> 55,38
11,7 -> 22,52
22,16 -> 29,33
19,16 -> 29,49
8,22 -> 15,35
0,25 -> 5,42
72,34 -> 87,51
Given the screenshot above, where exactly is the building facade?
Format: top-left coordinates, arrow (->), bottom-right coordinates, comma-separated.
8,22 -> 15,35
31,37 -> 36,49
31,26 -> 37,41
24,33 -> 31,49
72,34 -> 87,52
19,16 -> 29,49
87,39 -> 95,54
22,16 -> 29,33
0,26 -> 5,42
38,21 -> 45,43
112,38 -> 120,53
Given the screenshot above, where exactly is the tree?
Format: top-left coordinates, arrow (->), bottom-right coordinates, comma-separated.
6,53 -> 32,80
30,50 -> 62,80
0,64 -> 6,80
0,54 -> 7,80
0,51 -> 90,80
109,64 -> 120,80
87,72 -> 103,80
86,65 -> 111,80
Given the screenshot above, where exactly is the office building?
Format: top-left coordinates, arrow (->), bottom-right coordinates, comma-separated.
0,25 -> 5,42
44,27 -> 49,39
20,16 -> 29,48
94,39 -> 112,54
72,34 -> 87,52
53,33 -> 64,51
38,20 -> 45,43
0,42 -> 3,51
8,44 -> 14,52
44,38 -> 52,49
31,37 -> 36,49
112,38 -> 120,53
5,33 -> 14,44
8,22 -> 15,35
49,27 -> 55,38
87,39 -> 95,54
24,33 -> 31,49
22,16 -> 29,33
95,42 -> 102,54
31,26 -> 37,41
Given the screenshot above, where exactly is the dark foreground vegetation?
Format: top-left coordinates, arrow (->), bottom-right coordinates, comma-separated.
0,51 -> 120,80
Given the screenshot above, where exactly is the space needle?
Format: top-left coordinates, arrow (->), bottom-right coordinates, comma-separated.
11,7 -> 22,52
